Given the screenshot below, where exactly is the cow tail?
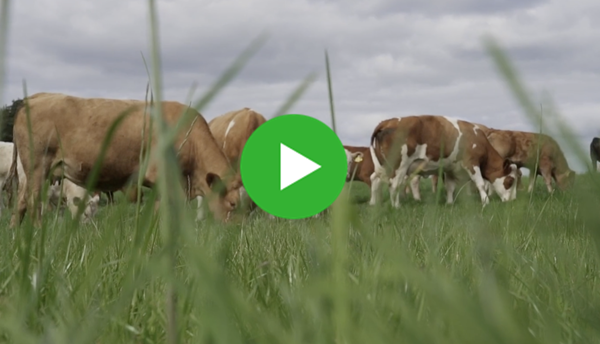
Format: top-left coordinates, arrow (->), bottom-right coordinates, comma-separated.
4,140 -> 19,206
370,122 -> 395,172
591,137 -> 600,169
3,99 -> 26,205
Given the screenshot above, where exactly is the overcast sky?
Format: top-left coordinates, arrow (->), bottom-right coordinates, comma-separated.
2,0 -> 599,173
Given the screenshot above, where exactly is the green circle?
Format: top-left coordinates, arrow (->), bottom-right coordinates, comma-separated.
240,114 -> 347,219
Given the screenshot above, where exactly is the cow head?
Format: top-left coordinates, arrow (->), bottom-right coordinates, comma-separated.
72,192 -> 101,223
345,149 -> 363,181
556,169 -> 576,190
490,159 -> 520,202
206,172 -> 242,222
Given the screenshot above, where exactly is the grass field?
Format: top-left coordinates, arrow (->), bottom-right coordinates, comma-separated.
1,0 -> 600,343
1,175 -> 600,343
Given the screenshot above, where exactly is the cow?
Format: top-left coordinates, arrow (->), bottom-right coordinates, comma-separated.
0,141 -> 99,221
195,107 -> 267,220
591,137 -> 600,172
8,92 -> 242,227
402,121 -> 522,200
344,145 -> 439,202
344,145 -> 491,204
369,115 -> 519,208
45,178 -> 101,222
484,129 -> 575,193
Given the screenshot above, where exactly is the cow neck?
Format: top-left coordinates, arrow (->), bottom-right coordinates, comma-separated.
191,126 -> 235,181
482,143 -> 506,180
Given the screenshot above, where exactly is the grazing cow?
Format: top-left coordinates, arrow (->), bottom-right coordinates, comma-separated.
45,178 -> 101,222
591,137 -> 600,172
0,141 -> 99,221
344,145 -> 373,186
369,115 -> 519,207
485,129 -> 575,193
403,122 -> 493,200
405,121 -> 518,200
195,107 -> 267,220
344,145 -> 438,202
8,92 -> 242,227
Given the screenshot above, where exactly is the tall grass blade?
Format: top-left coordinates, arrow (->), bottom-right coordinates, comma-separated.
325,50 -> 337,133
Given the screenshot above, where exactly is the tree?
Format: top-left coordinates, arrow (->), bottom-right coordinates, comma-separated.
0,98 -> 23,142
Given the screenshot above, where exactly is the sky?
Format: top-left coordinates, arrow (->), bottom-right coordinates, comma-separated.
1,0 -> 600,173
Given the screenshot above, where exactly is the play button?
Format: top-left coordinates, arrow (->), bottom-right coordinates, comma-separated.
240,114 -> 347,219
280,143 -> 321,190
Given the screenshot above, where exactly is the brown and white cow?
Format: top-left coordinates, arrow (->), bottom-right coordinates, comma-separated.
196,107 -> 267,220
485,129 -> 575,193
8,92 -> 242,227
404,121 -> 513,200
369,115 -> 519,207
591,137 -> 600,172
344,145 -> 437,202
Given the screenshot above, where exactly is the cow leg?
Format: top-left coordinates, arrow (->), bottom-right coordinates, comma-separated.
528,172 -> 537,193
541,169 -> 554,193
389,165 -> 410,208
27,170 -> 45,227
409,175 -> 421,201
484,180 -> 494,196
369,172 -> 382,205
10,179 -> 28,228
41,180 -> 58,216
105,191 -> 115,204
239,186 -> 252,211
444,176 -> 457,204
465,165 -> 490,205
0,183 -> 4,217
403,178 -> 411,197
196,196 -> 205,221
431,174 -> 438,193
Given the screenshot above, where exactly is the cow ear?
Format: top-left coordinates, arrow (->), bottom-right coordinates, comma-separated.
206,172 -> 227,196
503,159 -> 510,171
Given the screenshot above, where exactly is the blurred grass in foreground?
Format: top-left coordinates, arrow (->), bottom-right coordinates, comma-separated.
0,0 -> 600,343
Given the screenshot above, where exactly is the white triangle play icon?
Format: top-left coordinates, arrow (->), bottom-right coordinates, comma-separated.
280,143 -> 321,190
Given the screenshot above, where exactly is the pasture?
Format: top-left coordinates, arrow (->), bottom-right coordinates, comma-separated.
1,1 -> 600,343
0,175 -> 600,343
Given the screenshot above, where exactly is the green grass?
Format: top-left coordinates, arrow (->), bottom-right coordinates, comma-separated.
1,176 -> 600,344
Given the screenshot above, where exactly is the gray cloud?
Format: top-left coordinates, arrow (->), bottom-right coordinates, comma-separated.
2,0 -> 600,174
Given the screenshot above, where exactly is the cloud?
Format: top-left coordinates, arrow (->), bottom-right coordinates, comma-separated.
2,0 -> 599,173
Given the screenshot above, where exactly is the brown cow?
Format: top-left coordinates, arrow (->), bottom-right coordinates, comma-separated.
485,129 -> 575,193
196,107 -> 266,220
369,115 -> 519,207
591,137 -> 600,172
9,92 -> 242,227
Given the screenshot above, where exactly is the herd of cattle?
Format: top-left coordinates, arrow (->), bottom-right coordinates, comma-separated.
0,92 -> 597,226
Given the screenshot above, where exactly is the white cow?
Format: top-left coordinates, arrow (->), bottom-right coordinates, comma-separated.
0,142 -> 99,221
